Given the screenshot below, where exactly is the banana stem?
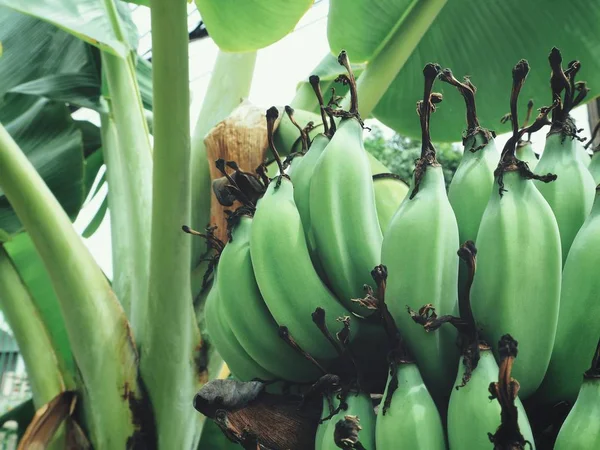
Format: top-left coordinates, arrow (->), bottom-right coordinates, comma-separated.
266,107 -> 286,176
284,106 -> 308,153
141,0 -> 202,447
488,335 -> 527,450
439,68 -> 480,131
309,75 -> 329,135
0,246 -> 66,408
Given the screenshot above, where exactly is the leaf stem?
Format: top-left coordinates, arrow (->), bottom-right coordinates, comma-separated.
352,0 -> 447,118
0,123 -> 141,450
0,246 -> 66,408
141,0 -> 202,447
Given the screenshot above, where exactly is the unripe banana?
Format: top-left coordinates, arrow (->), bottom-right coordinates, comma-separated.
440,70 -> 500,304
554,377 -> 600,450
448,132 -> 500,246
376,361 -> 445,449
472,170 -> 561,398
315,396 -> 339,450
250,108 -> 359,361
533,48 -> 595,263
576,139 -> 591,167
203,281 -> 275,381
471,60 -> 561,398
515,140 -> 538,170
370,152 -> 409,235
448,348 -> 535,449
554,339 -> 600,450
319,391 -> 375,450
590,151 -> 600,184
217,215 -> 320,382
534,133 -> 595,263
536,185 -> 600,404
382,64 -> 460,399
440,68 -> 501,247
288,78 -> 333,263
309,52 -> 382,316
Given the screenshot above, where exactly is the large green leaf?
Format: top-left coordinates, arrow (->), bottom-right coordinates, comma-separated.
9,74 -> 105,112
328,0 -> 416,63
348,0 -> 600,141
0,98 -> 84,235
195,0 -> 313,52
0,0 -> 137,57
0,10 -> 111,235
3,233 -> 75,380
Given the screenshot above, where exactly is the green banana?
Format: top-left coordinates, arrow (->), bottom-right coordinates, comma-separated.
448,348 -> 535,449
536,185 -> 600,404
382,64 -> 459,399
319,391 -> 375,450
471,59 -> 561,398
288,77 -> 333,261
590,151 -> 600,184
315,395 -> 339,450
309,52 -> 382,316
376,360 -> 445,449
370,152 -> 409,235
533,49 -> 595,263
533,133 -> 595,263
516,140 -> 538,170
441,68 -> 501,247
440,69 -> 500,303
576,139 -> 591,167
217,215 -> 320,383
554,339 -> 600,450
250,107 -> 359,361
203,280 -> 275,382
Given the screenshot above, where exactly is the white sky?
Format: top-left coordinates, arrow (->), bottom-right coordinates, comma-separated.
74,0 -> 592,277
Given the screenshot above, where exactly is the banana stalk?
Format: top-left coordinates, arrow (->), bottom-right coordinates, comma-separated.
471,60 -> 561,398
537,185 -> 600,404
382,64 -> 460,399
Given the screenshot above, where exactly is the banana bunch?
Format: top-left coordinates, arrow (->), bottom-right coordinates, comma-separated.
193,48 -> 600,450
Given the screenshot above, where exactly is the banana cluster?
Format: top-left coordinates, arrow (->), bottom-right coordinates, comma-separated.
194,49 -> 600,450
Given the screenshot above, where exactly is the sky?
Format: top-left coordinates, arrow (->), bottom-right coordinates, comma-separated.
74,0 -> 593,278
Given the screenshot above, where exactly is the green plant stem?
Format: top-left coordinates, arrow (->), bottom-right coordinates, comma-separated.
142,0 -> 202,448
291,0 -> 447,117
101,53 -> 153,341
354,0 -> 447,117
0,246 -> 65,408
0,124 -> 140,449
190,50 -> 256,268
